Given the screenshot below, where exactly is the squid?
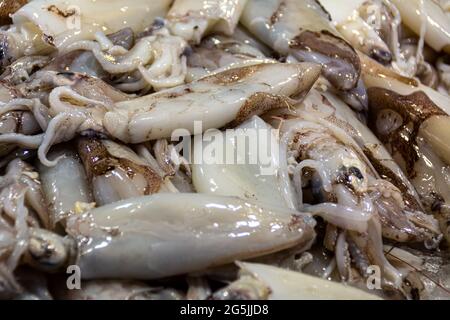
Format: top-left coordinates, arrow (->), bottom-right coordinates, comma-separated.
391,0 -> 450,54
0,0 -> 27,26
0,63 -> 320,166
273,113 -> 440,289
0,56 -> 51,86
280,116 -> 440,242
167,0 -> 248,44
192,116 -> 290,209
319,0 -> 395,65
186,33 -> 274,82
102,63 -> 320,143
320,0 -> 444,88
37,147 -> 93,227
0,111 -> 41,157
360,54 -> 450,244
241,0 -> 368,111
0,159 -> 50,295
212,262 -> 381,300
21,194 -> 316,280
63,27 -> 189,91
0,159 -> 49,231
77,137 -> 163,206
54,280 -> 185,300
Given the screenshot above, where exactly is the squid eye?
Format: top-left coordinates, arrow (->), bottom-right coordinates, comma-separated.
376,109 -> 404,136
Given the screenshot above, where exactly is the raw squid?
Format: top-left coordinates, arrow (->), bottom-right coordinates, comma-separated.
320,0 -> 445,88
192,116 -> 292,209
319,0 -> 394,65
241,0 -> 368,111
0,0 -> 27,26
391,0 -> 450,53
103,63 -> 320,143
168,0 -> 248,43
63,27 -> 189,91
0,0 -> 172,61
186,33 -> 274,81
77,138 -> 163,206
360,54 -> 450,244
37,147 -> 93,227
300,88 -> 426,218
22,194 -> 316,279
213,262 -> 382,300
0,111 -> 41,157
0,159 -> 49,230
278,116 -> 440,245
11,62 -> 320,165
149,139 -> 196,193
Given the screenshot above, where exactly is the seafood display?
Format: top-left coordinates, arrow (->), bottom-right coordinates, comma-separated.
0,0 -> 449,301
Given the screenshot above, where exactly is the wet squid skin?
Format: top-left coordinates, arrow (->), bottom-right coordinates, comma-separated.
15,71 -> 130,106
168,0 -> 248,43
0,70 -> 132,166
37,147 -> 93,227
106,62 -> 321,143
21,194 -> 316,280
3,0 -> 172,55
280,118 -> 440,245
2,62 -> 320,166
0,0 -> 448,301
329,0 -> 450,94
368,88 -> 447,178
212,262 -> 381,300
0,159 -> 50,230
391,0 -> 450,54
0,0 -> 27,25
76,137 -> 163,206
367,87 -> 450,243
185,33 -> 272,82
241,0 -> 367,110
0,111 -> 41,157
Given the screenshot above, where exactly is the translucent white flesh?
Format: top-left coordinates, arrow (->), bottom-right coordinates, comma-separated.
420,116 -> 450,166
391,0 -> 450,52
303,89 -> 423,208
241,0 -> 362,92
241,0 -> 334,54
12,0 -> 172,51
319,0 -> 366,23
66,194 -> 316,279
106,63 -> 321,143
238,262 -> 382,300
192,116 -> 290,208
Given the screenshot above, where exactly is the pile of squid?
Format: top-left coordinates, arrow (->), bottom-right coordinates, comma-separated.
0,0 -> 449,300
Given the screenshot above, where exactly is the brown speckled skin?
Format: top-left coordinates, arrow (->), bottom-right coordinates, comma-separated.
368,88 -> 446,177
